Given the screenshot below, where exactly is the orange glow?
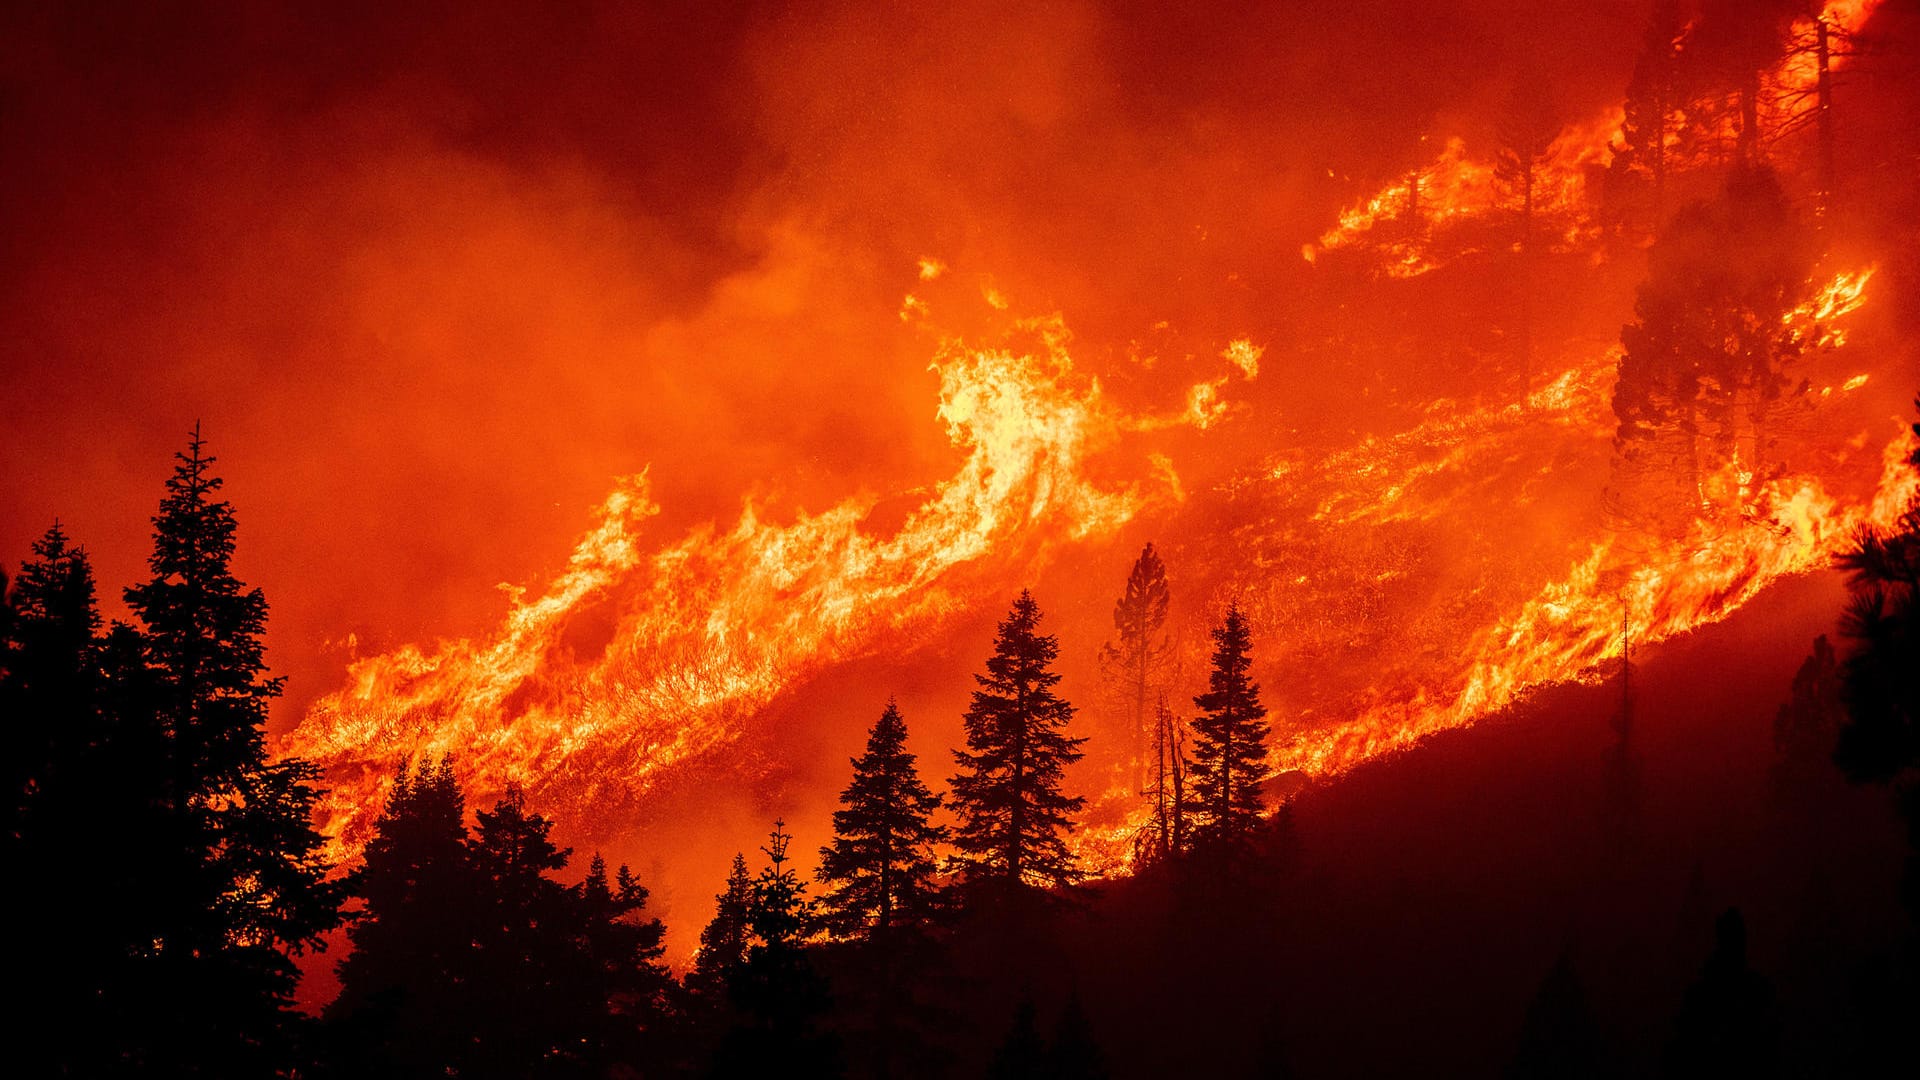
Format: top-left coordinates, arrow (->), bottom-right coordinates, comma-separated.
286,309 -> 1202,860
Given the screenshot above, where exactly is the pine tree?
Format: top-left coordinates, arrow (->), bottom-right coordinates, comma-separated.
949,590 -> 1087,891
573,854 -> 675,1067
1666,908 -> 1779,1076
1608,0 -> 1685,225
120,427 -> 343,1074
717,821 -> 839,1076
1138,694 -> 1191,866
1049,994 -> 1109,1080
3,523 -> 124,1077
1605,168 -> 1816,536
818,699 -> 947,939
1188,603 -> 1272,849
3,521 -> 101,841
987,999 -> 1048,1080
1496,79 -> 1559,399
1101,543 -> 1170,787
328,756 -> 478,1075
691,852 -> 754,999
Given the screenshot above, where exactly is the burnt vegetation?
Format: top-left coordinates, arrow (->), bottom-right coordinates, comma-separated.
8,2 -> 1920,1078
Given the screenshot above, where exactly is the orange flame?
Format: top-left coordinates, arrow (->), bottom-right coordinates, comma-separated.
287,313 -> 1182,860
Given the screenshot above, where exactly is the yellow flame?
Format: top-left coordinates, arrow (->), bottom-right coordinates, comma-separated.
287,318 -> 1162,860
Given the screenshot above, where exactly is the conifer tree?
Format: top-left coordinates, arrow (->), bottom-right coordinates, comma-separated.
3,521 -> 101,840
818,699 -> 947,938
3,523 -> 123,1077
1188,603 -> 1272,848
988,999 -> 1048,1080
120,427 -> 342,1073
1140,694 -> 1191,865
692,852 -> 755,998
949,590 -> 1086,891
1608,0 -> 1686,224
328,756 -> 477,1074
1101,543 -> 1170,785
717,821 -> 838,1076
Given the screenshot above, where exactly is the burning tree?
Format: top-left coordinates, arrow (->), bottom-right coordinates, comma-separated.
1137,693 -> 1191,866
1606,166 -> 1818,537
817,699 -> 948,938
1607,0 -> 1687,226
1188,603 -> 1273,849
949,590 -> 1087,892
1101,542 -> 1171,787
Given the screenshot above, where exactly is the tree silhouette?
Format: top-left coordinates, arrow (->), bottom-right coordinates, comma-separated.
1608,0 -> 1686,225
1831,399 -> 1920,924
1048,994 -> 1109,1080
1666,908 -> 1779,1077
1495,78 -> 1559,398
1101,543 -> 1171,787
716,821 -> 839,1077
572,853 -> 676,1066
3,522 -> 101,843
1139,693 -> 1192,865
987,999 -> 1048,1080
1188,603 -> 1272,849
949,590 -> 1086,891
328,756 -> 477,1075
1507,952 -> 1613,1080
1605,167 -> 1815,536
691,852 -> 754,1000
119,427 -> 343,1074
818,698 -> 947,939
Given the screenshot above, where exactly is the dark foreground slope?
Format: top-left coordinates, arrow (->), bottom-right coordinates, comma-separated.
994,570 -> 1907,1078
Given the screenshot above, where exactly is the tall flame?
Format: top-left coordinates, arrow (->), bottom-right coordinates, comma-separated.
286,316 -> 1168,859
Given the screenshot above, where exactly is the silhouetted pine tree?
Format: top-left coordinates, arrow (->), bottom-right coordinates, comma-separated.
1507,952 -> 1613,1080
1188,603 -> 1271,850
466,785 -> 590,1076
573,853 -> 676,1067
1666,908 -> 1779,1077
2,521 -> 101,838
987,999 -> 1048,1080
2,523 -> 128,1077
716,821 -> 839,1077
691,852 -> 754,999
327,756 -> 477,1075
949,590 -> 1086,891
120,427 -> 342,1074
1834,400 -> 1920,786
819,699 -> 947,939
1831,398 -> 1920,933
1048,995 -> 1108,1080
1101,543 -> 1170,787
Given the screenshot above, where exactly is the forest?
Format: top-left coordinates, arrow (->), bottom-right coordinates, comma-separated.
5,0 -> 1920,1076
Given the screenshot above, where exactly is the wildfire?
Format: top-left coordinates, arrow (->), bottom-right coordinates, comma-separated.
284,310 -> 1226,861
1074,268 -> 1889,875
1305,0 -> 1883,277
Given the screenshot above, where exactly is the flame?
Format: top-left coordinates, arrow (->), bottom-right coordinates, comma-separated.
1283,429 -> 1917,776
1307,0 -> 1884,277
1071,269 -> 1889,874
286,314 -> 1172,860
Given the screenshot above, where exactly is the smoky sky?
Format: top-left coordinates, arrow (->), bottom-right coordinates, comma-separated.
0,0 -> 1644,726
